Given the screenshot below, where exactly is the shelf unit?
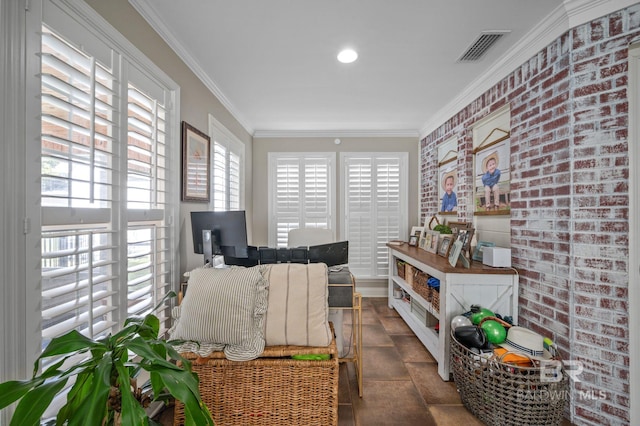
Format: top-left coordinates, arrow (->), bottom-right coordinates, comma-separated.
387,242 -> 518,381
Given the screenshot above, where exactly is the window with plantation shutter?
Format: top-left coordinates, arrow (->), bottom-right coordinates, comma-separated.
37,13 -> 178,357
40,26 -> 120,348
341,153 -> 408,278
268,153 -> 336,247
126,83 -> 172,320
209,115 -> 244,211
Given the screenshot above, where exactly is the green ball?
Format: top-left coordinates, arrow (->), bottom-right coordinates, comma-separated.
480,320 -> 507,344
471,308 -> 495,325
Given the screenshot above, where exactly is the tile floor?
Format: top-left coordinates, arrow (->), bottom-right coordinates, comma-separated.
159,296 -> 573,425
337,296 -> 484,425
338,297 -> 573,426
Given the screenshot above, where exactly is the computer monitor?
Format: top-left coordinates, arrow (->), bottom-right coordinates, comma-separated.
308,241 -> 349,267
190,211 -> 249,261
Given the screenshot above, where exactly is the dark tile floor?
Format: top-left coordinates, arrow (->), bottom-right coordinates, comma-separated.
337,297 -> 484,426
158,296 -> 573,425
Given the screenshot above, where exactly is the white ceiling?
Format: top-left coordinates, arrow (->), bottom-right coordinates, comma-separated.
128,1 -> 618,137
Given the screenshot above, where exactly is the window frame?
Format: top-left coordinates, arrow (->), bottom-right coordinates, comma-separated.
22,0 -> 181,378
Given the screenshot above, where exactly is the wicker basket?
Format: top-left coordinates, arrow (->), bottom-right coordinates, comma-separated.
450,331 -> 569,426
405,264 -> 415,285
431,288 -> 440,312
396,259 -> 406,280
174,335 -> 339,425
411,270 -> 431,301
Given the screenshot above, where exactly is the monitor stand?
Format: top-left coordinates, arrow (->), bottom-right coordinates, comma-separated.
202,229 -> 213,265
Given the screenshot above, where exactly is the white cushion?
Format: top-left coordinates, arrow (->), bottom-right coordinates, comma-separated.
262,263 -> 332,347
169,265 -> 268,361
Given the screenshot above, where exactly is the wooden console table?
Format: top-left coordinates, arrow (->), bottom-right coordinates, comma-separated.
387,242 -> 518,381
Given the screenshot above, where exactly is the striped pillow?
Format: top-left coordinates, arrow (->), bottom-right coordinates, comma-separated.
169,265 -> 268,361
262,263 -> 332,347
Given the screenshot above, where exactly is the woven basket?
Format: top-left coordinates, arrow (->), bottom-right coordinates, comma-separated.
174,336 -> 339,425
412,270 -> 431,301
431,289 -> 440,312
405,264 -> 415,285
450,331 -> 569,426
396,259 -> 406,280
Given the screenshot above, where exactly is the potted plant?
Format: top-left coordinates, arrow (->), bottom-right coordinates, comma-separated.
0,292 -> 214,426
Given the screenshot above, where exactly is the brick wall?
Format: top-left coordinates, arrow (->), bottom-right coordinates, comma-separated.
420,4 -> 640,425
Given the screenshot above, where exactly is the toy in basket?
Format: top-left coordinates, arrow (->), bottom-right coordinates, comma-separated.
450,317 -> 569,426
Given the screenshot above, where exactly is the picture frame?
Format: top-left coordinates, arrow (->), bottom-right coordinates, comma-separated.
473,132 -> 511,215
439,165 -> 458,215
473,241 -> 496,262
438,234 -> 453,257
457,227 -> 475,247
448,239 -> 464,267
424,230 -> 440,254
447,221 -> 471,234
410,226 -> 424,237
181,121 -> 211,202
409,235 -> 419,246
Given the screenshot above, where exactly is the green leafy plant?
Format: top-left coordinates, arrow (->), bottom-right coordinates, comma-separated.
0,292 -> 214,426
433,224 -> 452,234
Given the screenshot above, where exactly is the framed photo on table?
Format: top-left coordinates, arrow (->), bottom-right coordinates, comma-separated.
409,235 -> 419,246
448,240 -> 464,267
438,235 -> 453,257
181,121 -> 211,202
424,230 -> 440,254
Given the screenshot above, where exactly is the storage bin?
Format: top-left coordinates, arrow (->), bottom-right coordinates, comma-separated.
450,332 -> 568,426
174,337 -> 339,426
411,270 -> 431,301
396,259 -> 406,280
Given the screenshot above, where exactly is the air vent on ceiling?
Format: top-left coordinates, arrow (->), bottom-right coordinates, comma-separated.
457,31 -> 510,62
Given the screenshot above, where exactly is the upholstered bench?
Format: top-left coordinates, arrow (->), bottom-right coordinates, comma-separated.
170,263 -> 339,426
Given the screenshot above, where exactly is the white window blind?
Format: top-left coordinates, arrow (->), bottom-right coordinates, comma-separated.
40,26 -> 119,348
341,153 -> 408,278
268,153 -> 336,247
209,115 -> 244,211
127,84 -> 171,320
38,23 -> 176,353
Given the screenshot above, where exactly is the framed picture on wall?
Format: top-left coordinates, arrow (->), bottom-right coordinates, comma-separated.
181,121 -> 211,202
473,129 -> 511,215
439,166 -> 458,214
438,137 -> 458,215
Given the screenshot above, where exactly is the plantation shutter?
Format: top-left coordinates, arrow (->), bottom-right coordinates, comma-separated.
126,82 -> 172,320
210,117 -> 244,211
39,23 -> 177,351
342,153 -> 407,278
40,26 -> 120,347
268,153 -> 335,247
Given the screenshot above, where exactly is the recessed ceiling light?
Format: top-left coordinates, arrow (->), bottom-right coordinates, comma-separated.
337,49 -> 358,64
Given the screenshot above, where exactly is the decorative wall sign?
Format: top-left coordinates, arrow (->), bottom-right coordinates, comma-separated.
181,121 -> 211,202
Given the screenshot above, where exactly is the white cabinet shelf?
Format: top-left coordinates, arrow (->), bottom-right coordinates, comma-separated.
387,243 -> 518,381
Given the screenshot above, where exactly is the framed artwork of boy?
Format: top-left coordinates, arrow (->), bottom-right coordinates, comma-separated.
473,132 -> 511,215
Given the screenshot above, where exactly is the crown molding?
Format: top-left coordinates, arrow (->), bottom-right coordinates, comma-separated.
129,0 -> 254,136
253,129 -> 420,139
419,0 -> 638,139
564,0 -> 640,27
